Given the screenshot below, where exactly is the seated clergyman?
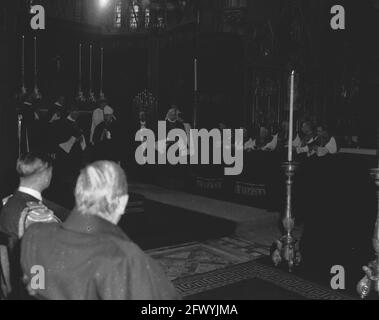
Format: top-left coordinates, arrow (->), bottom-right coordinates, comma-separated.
293,121 -> 316,155
245,126 -> 276,152
0,153 -> 65,240
20,161 -> 180,300
308,124 -> 338,157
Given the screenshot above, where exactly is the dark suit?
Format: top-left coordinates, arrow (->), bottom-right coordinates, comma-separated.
21,211 -> 180,300
0,191 -> 70,240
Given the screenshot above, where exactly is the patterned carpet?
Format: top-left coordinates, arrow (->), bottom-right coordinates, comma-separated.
148,236 -> 271,281
174,261 -> 355,300
148,237 -> 355,300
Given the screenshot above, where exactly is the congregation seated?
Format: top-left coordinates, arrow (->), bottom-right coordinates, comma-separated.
292,121 -> 338,159
272,121 -> 291,153
307,124 -> 338,157
245,126 -> 277,152
0,153 -> 66,240
293,121 -> 317,157
20,161 -> 180,300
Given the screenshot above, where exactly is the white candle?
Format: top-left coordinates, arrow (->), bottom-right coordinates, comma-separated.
288,70 -> 295,162
194,58 -> 198,92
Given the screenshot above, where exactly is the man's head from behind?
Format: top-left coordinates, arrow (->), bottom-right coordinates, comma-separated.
74,161 -> 129,225
17,153 -> 53,193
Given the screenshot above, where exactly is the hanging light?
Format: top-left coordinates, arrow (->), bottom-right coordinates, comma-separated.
99,0 -> 111,9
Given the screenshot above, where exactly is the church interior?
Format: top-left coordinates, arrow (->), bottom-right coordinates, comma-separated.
1,0 -> 379,301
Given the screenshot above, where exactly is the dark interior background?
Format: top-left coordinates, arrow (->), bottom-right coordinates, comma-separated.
1,0 -> 379,195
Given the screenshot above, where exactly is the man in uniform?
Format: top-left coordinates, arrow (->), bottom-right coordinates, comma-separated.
0,152 -> 69,240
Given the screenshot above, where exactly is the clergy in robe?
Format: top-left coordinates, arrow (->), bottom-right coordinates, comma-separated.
93,107 -> 120,162
20,161 -> 180,300
307,124 -> 338,157
247,126 -> 276,151
90,98 -> 114,145
54,108 -> 86,178
0,153 -> 69,240
46,96 -> 66,124
292,121 -> 317,159
17,95 -> 41,153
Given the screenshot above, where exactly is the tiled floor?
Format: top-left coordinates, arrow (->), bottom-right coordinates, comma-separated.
148,236 -> 271,281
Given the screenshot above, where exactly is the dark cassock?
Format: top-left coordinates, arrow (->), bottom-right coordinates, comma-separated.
93,116 -> 121,162
20,211 -> 180,300
0,188 -> 69,240
46,98 -> 66,124
54,112 -> 87,179
128,111 -> 156,181
17,99 -> 42,153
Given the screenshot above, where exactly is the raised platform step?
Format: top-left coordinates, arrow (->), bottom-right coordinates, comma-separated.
129,182 -> 279,230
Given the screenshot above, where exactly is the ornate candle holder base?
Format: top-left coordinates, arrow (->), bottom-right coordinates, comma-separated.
271,162 -> 301,272
357,168 -> 379,299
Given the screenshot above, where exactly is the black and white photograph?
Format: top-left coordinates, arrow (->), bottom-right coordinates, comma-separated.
0,0 -> 379,305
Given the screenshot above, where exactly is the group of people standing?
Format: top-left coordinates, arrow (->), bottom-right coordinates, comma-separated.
17,95 -> 120,182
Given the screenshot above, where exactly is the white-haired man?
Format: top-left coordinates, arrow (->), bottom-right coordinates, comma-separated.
20,161 -> 179,300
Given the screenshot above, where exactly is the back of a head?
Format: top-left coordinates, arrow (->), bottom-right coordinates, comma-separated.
17,153 -> 52,181
75,161 -> 128,222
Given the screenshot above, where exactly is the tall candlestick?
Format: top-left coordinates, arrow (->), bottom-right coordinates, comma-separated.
34,36 -> 37,88
18,115 -> 22,158
288,70 -> 295,162
21,35 -> 25,88
100,47 -> 104,96
89,44 -> 93,93
33,36 -> 41,99
79,43 -> 82,91
194,58 -> 198,92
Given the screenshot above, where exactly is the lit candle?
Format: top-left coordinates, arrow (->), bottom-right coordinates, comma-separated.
194,58 -> 198,92
288,70 -> 295,162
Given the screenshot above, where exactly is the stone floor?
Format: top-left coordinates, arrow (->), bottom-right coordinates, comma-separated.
129,181 -> 303,248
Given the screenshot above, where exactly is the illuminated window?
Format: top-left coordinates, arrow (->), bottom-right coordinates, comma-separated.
114,1 -> 122,28
130,4 -> 139,29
